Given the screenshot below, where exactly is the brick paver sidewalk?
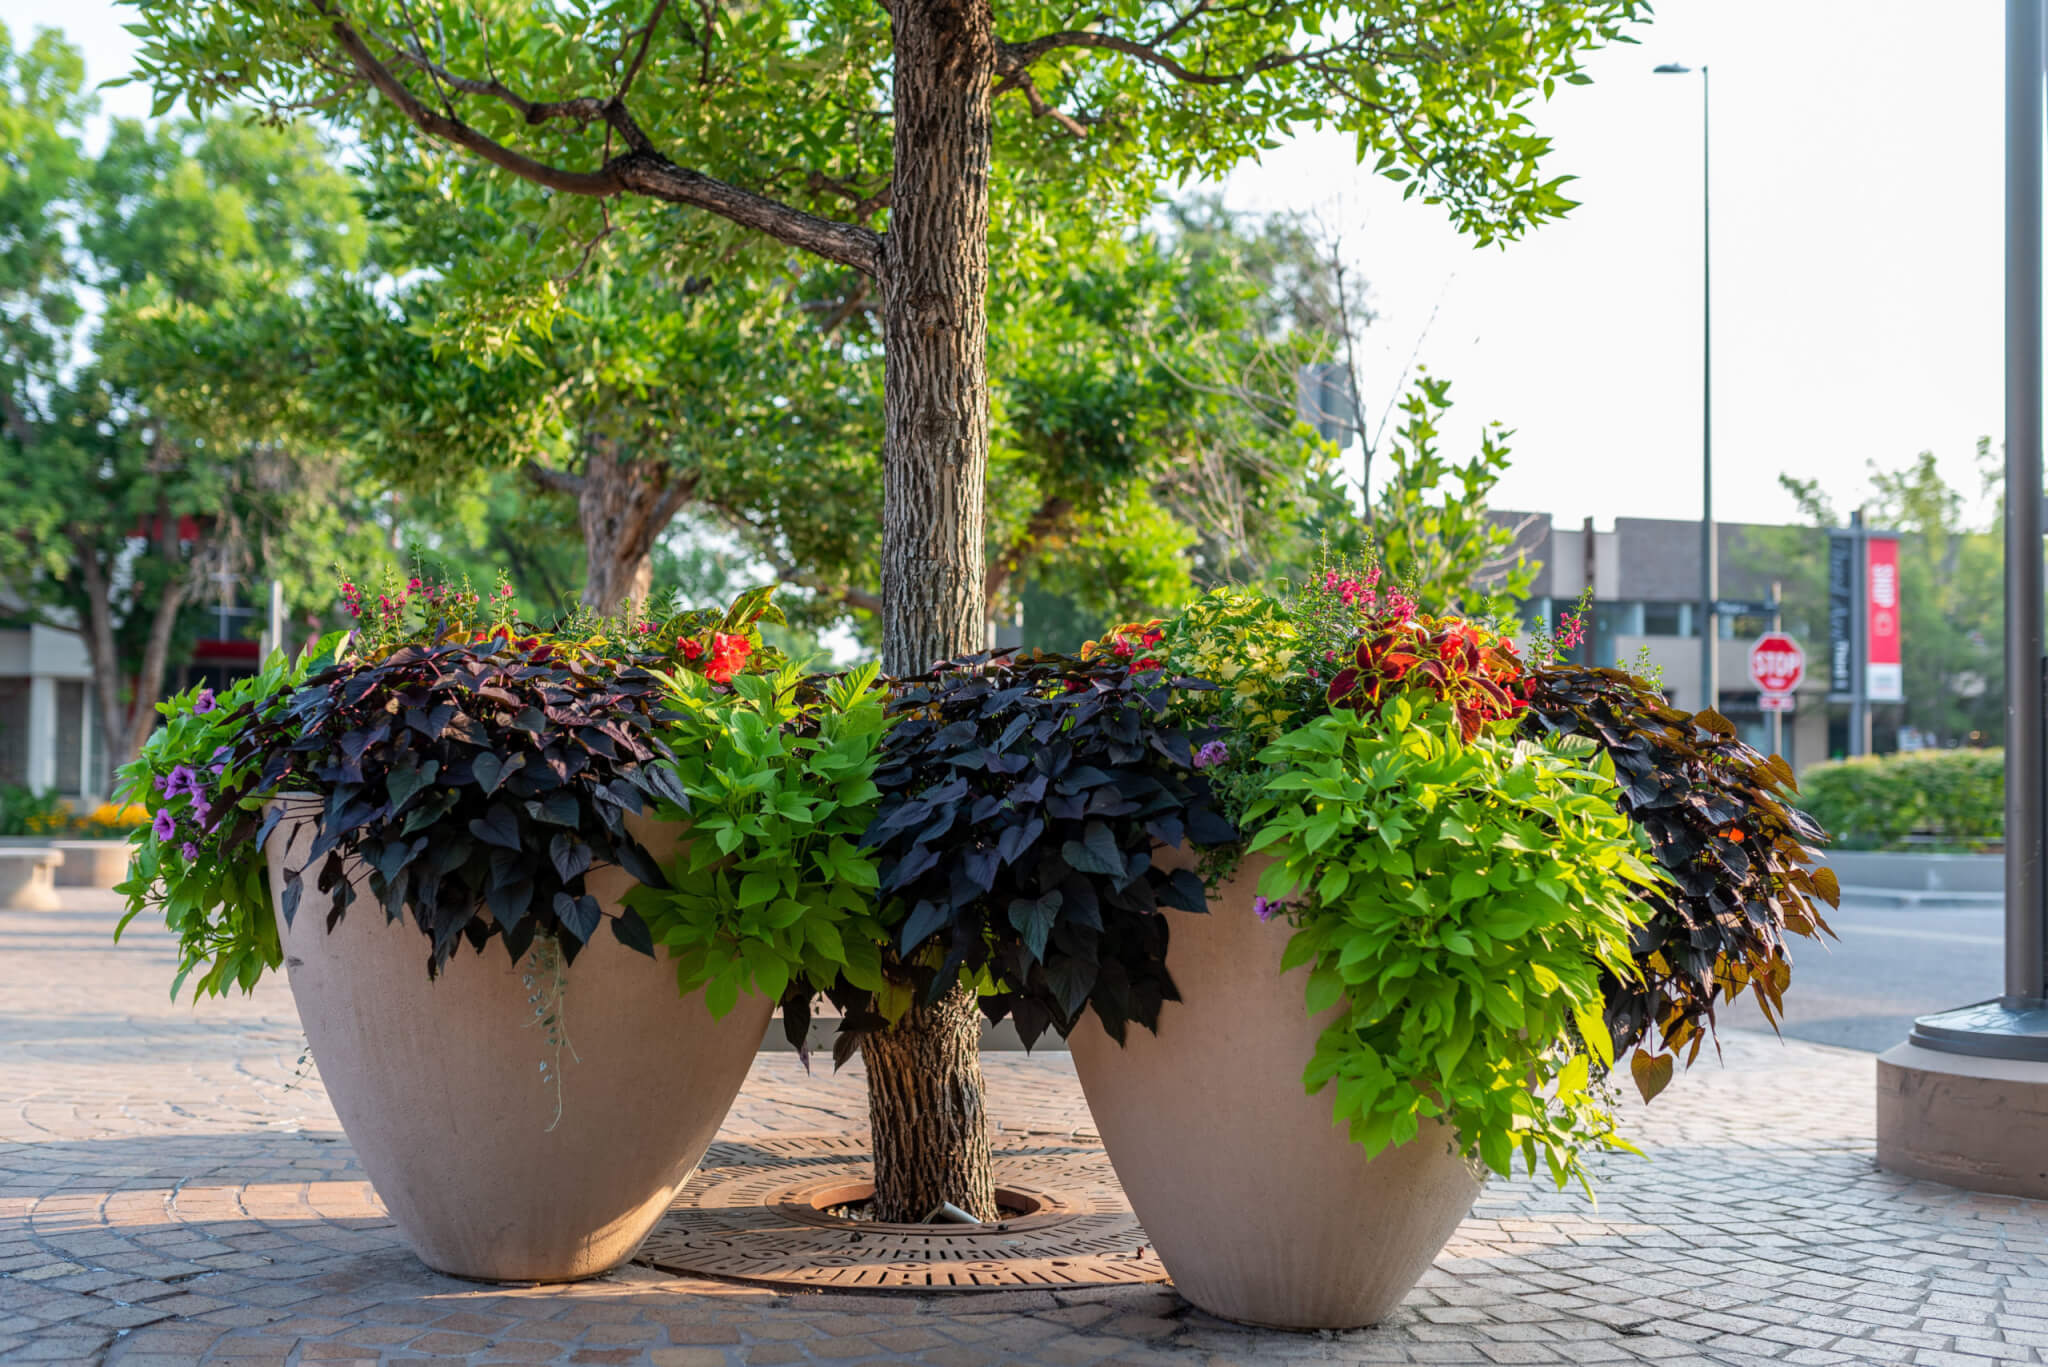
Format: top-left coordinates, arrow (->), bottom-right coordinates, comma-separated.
5,892 -> 2048,1367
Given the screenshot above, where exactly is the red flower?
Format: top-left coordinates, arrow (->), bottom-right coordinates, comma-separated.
680,637 -> 705,662
705,632 -> 752,683
1132,657 -> 1160,671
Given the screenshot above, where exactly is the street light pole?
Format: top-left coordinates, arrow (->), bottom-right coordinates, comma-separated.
1874,0 -> 2048,1203
2006,0 -> 2046,1003
1657,62 -> 1715,713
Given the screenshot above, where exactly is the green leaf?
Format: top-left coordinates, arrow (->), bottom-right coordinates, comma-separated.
741,940 -> 789,1001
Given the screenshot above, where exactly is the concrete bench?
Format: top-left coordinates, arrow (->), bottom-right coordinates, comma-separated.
0,847 -> 64,910
51,840 -> 132,889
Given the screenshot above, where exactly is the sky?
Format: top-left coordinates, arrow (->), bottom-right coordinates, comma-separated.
1,0 -> 2011,532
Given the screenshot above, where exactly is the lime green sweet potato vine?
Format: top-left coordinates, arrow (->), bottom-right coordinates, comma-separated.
1245,697 -> 1662,1193
629,665 -> 893,1020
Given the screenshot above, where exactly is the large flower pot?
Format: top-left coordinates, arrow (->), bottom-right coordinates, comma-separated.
1068,853 -> 1483,1329
264,805 -> 771,1282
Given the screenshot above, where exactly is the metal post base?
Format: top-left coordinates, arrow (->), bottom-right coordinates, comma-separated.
1908,997 -> 2048,1061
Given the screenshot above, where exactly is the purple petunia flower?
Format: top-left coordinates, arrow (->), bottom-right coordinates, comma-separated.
153,774 -> 168,794
151,809 -> 176,841
1193,740 -> 1228,770
189,798 -> 212,830
180,841 -> 199,860
193,688 -> 217,714
165,764 -> 198,798
1253,896 -> 1289,923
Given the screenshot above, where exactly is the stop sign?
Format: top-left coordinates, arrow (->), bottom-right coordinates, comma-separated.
1749,632 -> 1805,694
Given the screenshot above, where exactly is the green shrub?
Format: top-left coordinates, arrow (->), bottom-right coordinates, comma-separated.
1799,749 -> 2003,851
0,785 -> 70,836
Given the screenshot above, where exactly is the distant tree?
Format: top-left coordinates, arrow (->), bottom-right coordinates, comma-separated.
1734,449 -> 2004,750
0,26 -> 383,770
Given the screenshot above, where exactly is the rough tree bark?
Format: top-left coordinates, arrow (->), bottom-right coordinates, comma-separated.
862,983 -> 998,1223
526,438 -> 694,615
861,0 -> 1001,1225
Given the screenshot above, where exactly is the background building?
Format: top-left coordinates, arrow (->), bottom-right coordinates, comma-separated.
0,624 -> 101,800
1497,512 -> 1832,771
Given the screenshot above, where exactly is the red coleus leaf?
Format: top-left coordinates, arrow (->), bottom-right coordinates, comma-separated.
1326,668 -> 1360,703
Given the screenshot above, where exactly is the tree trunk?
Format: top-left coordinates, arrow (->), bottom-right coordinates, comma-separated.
878,0 -> 992,677
572,437 -> 692,615
861,0 -> 1001,1224
73,541 -> 130,782
125,562 -> 197,768
862,986 -> 998,1222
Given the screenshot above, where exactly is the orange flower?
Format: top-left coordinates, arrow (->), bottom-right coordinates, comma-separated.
705,632 -> 752,683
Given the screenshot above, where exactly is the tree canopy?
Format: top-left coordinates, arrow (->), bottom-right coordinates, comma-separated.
0,23 -> 385,769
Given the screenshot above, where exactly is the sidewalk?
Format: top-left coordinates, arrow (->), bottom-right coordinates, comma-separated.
5,893 -> 2048,1366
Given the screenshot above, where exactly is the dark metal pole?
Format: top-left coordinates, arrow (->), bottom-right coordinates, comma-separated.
1770,579 -> 1784,760
1893,0 -> 2048,1058
1850,509 -> 1868,757
2007,0 -> 2045,1003
1700,66 -> 1717,717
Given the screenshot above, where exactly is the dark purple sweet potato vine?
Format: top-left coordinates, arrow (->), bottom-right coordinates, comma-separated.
1522,664 -> 1838,1099
857,652 -> 1235,1050
228,639 -> 689,976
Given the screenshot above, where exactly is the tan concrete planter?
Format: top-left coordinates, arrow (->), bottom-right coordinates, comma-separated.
264,805 -> 770,1282
1068,853 -> 1482,1329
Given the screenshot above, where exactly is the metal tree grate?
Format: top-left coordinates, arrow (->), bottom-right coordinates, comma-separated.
634,1131 -> 1166,1291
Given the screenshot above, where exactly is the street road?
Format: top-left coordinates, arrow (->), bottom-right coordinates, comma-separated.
1719,895 -> 2005,1053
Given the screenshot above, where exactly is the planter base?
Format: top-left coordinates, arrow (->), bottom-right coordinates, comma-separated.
1070,853 -> 1482,1330
1877,1040 -> 2048,1198
267,809 -> 770,1282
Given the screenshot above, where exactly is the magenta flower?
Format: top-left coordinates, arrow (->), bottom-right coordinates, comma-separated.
193,688 -> 217,714
1193,740 -> 1228,770
151,809 -> 176,841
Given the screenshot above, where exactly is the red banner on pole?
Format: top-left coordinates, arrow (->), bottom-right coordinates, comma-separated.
1866,536 -> 1902,702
